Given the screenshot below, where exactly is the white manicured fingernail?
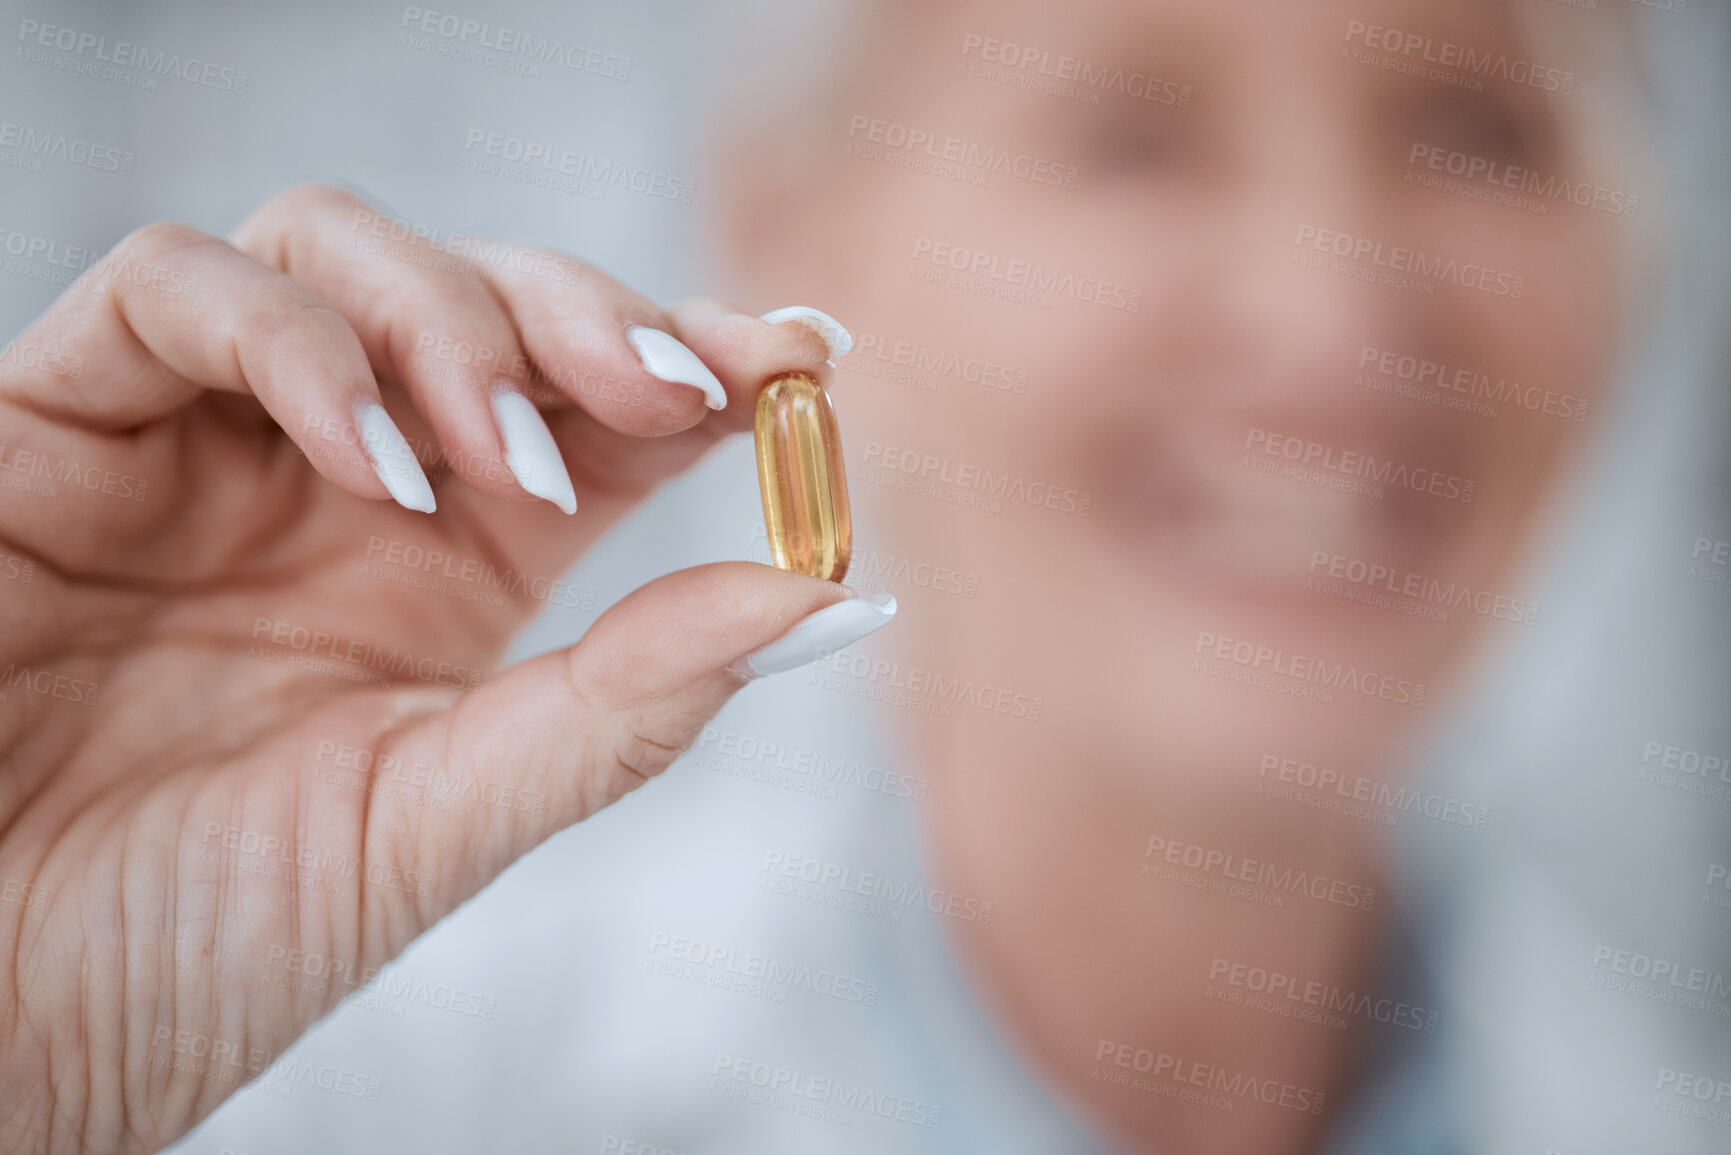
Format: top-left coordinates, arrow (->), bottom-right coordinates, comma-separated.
490,391 -> 577,515
729,592 -> 897,679
355,400 -> 436,514
760,306 -> 853,363
626,325 -> 728,410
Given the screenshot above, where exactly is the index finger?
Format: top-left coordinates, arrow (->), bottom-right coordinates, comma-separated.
0,221 -> 435,513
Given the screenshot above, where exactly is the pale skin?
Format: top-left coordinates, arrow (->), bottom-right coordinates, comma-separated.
0,183 -> 858,1153
721,0 -> 1627,1151
0,0 -> 1633,1151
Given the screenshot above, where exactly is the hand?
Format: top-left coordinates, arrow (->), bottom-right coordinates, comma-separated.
0,184 -> 879,1153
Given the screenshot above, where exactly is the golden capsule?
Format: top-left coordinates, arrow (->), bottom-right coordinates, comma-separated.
754,372 -> 852,583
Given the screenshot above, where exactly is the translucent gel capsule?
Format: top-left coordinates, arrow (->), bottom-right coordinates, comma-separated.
754,372 -> 852,583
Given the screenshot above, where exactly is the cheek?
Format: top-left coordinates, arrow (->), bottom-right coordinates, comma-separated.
1426,207 -> 1625,399
1434,214 -> 1623,506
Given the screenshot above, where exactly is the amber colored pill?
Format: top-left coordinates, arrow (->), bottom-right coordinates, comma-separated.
754,372 -> 852,583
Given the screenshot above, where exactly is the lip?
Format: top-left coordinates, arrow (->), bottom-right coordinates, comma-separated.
1108,423 -> 1467,609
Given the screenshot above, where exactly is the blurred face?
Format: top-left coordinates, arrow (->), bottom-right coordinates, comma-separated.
728,0 -> 1627,1146
739,0 -> 1624,808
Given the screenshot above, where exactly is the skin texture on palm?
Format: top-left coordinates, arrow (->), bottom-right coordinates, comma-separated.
0,185 -> 860,1154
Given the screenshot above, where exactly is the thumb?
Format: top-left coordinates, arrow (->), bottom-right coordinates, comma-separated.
337,561 -> 896,951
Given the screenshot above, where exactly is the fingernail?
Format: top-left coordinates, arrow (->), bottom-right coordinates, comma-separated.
729,592 -> 897,679
625,325 -> 728,410
760,306 -> 853,364
490,391 -> 577,515
355,400 -> 436,514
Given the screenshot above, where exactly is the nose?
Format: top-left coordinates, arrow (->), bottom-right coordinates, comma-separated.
1177,116 -> 1414,452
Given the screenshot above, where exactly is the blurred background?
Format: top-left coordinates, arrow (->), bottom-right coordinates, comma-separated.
2,1 -> 1729,1152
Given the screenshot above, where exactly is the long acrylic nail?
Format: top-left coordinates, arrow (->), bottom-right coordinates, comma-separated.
760,306 -> 853,363
491,391 -> 577,515
355,400 -> 436,514
729,592 -> 897,679
625,325 -> 728,410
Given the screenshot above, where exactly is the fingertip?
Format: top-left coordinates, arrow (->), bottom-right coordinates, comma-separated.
760,306 -> 854,363
490,390 -> 579,514
626,325 -> 728,411
354,400 -> 438,513
730,587 -> 896,679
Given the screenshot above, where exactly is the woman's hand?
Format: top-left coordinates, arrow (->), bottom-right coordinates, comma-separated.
0,183 -> 862,1153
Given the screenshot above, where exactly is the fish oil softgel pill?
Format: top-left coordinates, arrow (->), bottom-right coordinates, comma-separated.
754,372 -> 852,583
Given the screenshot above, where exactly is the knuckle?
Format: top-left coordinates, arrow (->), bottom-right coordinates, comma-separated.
241,295 -> 352,352
606,721 -> 683,796
605,730 -> 664,796
396,263 -> 498,315
235,184 -> 372,261
115,220 -> 218,266
267,181 -> 367,222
